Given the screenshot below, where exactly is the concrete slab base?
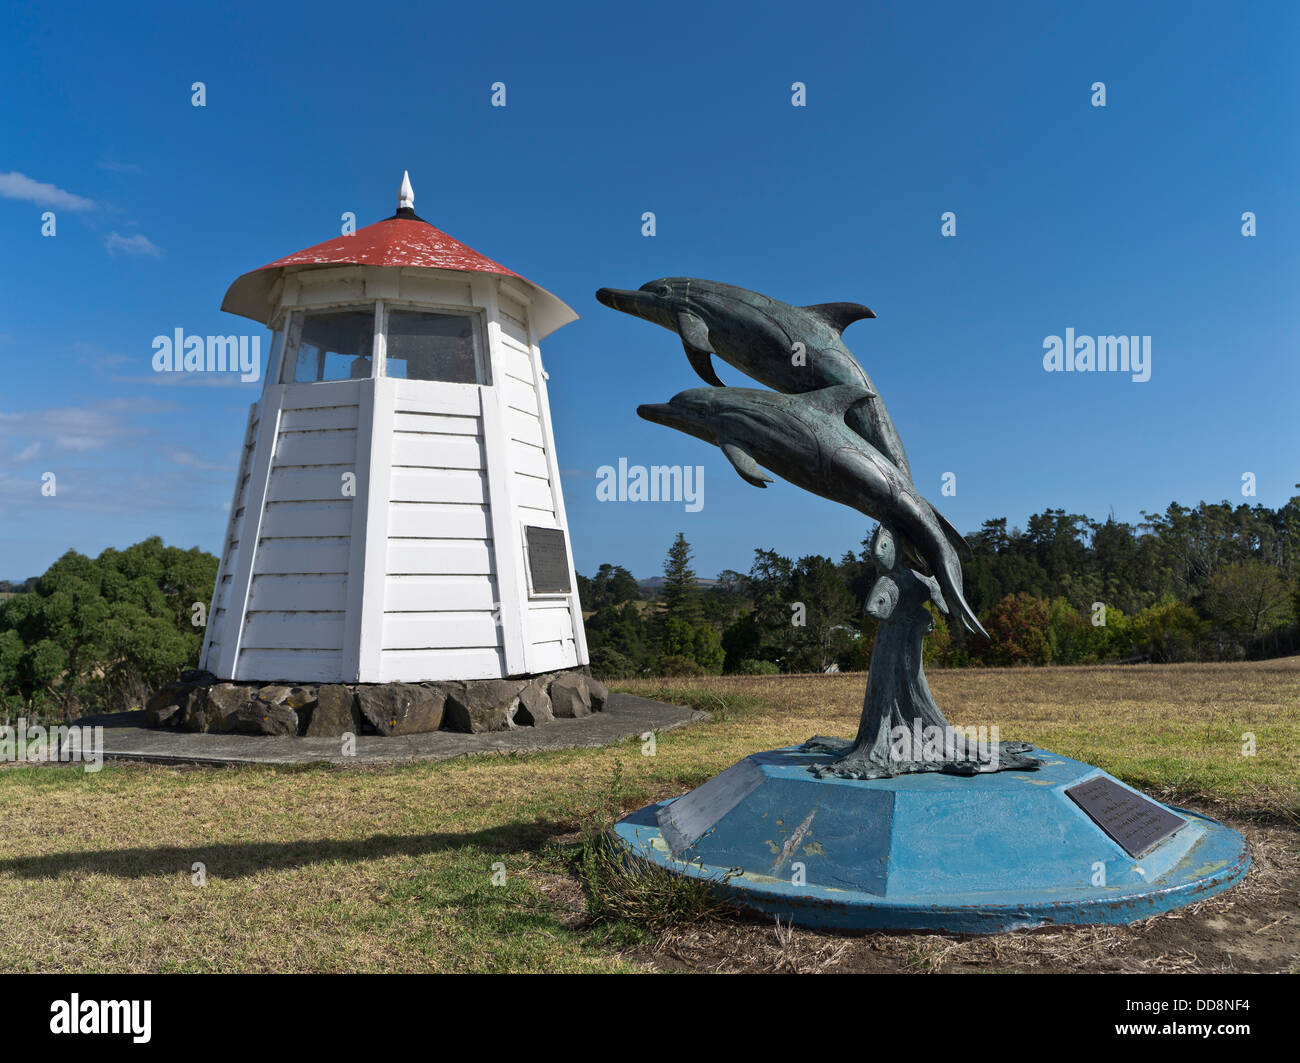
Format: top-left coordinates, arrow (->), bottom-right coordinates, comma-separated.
612,745 -> 1251,933
70,693 -> 703,767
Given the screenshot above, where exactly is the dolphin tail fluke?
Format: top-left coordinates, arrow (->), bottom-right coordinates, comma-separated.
931,504 -> 973,556
947,580 -> 988,641
935,543 -> 988,641
954,591 -> 989,641
895,518 -> 984,638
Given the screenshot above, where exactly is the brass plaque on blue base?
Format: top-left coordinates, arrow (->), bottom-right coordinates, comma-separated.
1066,775 -> 1186,857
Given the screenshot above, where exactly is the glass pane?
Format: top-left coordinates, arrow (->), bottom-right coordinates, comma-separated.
284,309 -> 375,383
385,310 -> 481,383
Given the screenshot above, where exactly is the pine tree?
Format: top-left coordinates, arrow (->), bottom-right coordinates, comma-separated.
661,533 -> 701,627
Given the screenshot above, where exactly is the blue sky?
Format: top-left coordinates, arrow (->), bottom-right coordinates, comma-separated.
1,0 -> 1296,582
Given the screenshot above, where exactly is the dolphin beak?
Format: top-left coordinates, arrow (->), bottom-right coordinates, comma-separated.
636,402 -> 675,426
596,287 -> 660,319
637,400 -> 718,446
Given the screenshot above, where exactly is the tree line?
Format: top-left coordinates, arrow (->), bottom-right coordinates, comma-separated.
1,496 -> 1295,719
579,498 -> 1300,677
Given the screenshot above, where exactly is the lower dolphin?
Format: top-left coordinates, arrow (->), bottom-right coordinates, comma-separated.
638,384 -> 988,640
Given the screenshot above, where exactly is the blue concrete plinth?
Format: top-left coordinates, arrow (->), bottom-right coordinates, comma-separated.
611,746 -> 1250,933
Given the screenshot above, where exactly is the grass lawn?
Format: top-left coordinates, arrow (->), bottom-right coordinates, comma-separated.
0,658 -> 1296,973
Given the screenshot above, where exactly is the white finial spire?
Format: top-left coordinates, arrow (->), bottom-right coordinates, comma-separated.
398,170 -> 415,211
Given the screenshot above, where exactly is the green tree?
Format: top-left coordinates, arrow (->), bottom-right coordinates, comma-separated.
1046,597 -> 1093,664
747,548 -> 796,667
692,624 -> 725,674
734,658 -> 779,675
660,616 -> 698,659
920,608 -> 952,669
0,630 -> 24,713
660,533 -> 701,627
788,554 -> 858,672
1091,604 -> 1133,661
584,602 -> 653,675
588,646 -> 636,679
1205,560 -> 1292,640
1130,597 -> 1205,663
0,538 -> 218,719
721,613 -> 763,672
700,569 -> 751,625
582,563 -> 642,611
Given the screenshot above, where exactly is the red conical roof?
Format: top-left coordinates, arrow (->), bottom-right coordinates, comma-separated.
221,178 -> 576,338
258,215 -> 522,277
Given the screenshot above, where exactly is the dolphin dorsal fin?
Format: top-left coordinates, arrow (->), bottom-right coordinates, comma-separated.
802,302 -> 876,334
799,382 -> 876,414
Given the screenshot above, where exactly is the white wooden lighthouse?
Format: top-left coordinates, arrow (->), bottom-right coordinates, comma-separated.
200,174 -> 589,684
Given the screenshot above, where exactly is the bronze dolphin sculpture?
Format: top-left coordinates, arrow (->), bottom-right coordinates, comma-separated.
596,277 -> 916,484
598,277 -> 971,557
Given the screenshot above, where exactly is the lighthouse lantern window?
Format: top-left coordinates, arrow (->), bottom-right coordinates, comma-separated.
384,308 -> 486,385
281,308 -> 376,384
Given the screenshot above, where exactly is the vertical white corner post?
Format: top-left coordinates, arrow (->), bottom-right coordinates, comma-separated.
471,273 -> 529,677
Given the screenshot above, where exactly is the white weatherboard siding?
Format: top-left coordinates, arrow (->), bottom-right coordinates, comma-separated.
377,380 -> 507,682
199,403 -> 261,673
221,381 -> 362,682
202,267 -> 587,684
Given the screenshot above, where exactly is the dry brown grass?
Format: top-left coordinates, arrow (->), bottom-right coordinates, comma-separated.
0,658 -> 1295,972
620,657 -> 1300,819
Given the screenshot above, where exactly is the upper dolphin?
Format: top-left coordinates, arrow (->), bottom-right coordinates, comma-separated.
637,384 -> 988,640
595,277 -> 913,482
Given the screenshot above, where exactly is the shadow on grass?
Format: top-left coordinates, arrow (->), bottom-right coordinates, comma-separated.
0,818 -> 573,880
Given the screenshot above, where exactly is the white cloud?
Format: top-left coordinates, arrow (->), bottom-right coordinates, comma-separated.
0,398 -> 180,454
97,397 -> 179,414
105,232 -> 163,258
0,466 -> 220,514
54,435 -> 105,452
0,398 -> 226,516
0,171 -> 95,211
14,441 -> 40,462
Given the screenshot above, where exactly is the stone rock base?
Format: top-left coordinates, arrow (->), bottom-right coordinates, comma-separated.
144,669 -> 608,738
